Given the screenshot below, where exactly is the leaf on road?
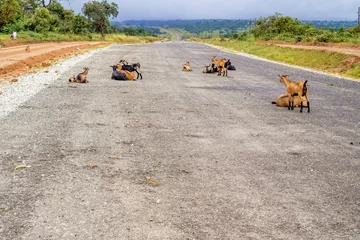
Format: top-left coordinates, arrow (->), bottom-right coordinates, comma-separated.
14,165 -> 31,171
146,176 -> 159,185
89,164 -> 98,169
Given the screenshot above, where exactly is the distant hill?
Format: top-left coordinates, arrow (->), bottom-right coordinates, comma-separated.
113,19 -> 359,32
116,19 -> 251,34
111,19 -> 359,39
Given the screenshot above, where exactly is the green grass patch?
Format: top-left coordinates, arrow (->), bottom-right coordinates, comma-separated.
191,38 -> 360,80
0,32 -> 163,44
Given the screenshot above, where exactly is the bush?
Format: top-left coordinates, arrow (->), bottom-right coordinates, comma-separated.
315,32 -> 334,43
237,32 -> 248,41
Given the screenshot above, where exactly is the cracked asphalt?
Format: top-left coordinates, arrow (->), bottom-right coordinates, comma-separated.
0,42 -> 359,240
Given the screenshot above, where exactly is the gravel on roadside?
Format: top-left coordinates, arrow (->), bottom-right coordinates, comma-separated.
0,46 -> 109,119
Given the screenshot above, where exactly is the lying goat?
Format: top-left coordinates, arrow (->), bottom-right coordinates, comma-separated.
69,67 -> 89,83
110,65 -> 127,80
272,93 -> 309,108
111,65 -> 136,81
118,59 -> 142,79
202,63 -> 218,73
278,74 -> 310,113
226,59 -> 236,70
182,61 -> 192,71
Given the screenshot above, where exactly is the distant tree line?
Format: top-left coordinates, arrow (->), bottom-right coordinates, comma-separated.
249,13 -> 360,43
122,17 -> 360,43
0,0 -> 155,38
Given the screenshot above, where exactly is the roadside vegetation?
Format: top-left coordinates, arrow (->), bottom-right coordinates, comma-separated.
192,38 -> 360,79
189,13 -> 360,79
0,0 -> 163,45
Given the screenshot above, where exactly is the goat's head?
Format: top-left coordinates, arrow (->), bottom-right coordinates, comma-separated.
119,59 -> 128,65
278,74 -> 289,83
110,65 -> 117,71
211,56 -> 217,62
83,67 -> 90,73
69,75 -> 76,82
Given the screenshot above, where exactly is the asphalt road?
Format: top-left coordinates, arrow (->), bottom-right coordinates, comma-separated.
1,42 -> 359,240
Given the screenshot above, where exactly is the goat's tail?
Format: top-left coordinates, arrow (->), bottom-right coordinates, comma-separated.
302,80 -> 308,96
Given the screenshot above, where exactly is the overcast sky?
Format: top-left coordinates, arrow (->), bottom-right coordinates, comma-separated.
61,0 -> 360,21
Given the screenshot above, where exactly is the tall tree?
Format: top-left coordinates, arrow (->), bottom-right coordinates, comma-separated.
0,0 -> 21,27
82,0 -> 118,39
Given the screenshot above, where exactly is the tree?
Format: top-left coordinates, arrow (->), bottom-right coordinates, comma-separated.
0,0 -> 21,27
82,0 -> 118,39
27,7 -> 52,32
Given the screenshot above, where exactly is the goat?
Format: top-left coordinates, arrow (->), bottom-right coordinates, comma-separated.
115,64 -> 136,80
272,93 -> 309,108
202,63 -> 218,73
110,65 -> 127,80
25,45 -> 30,53
211,56 -> 229,76
111,65 -> 136,81
118,59 -> 142,79
278,74 -> 310,113
69,67 -> 89,83
182,61 -> 192,72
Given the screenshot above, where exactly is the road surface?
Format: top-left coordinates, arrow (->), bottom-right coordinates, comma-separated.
1,42 -> 359,240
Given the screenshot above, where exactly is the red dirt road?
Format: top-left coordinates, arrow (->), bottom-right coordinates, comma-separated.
0,41 -> 102,67
0,41 -> 109,82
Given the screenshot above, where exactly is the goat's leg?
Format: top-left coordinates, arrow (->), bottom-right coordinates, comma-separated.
308,101 -> 310,113
288,94 -> 291,110
135,69 -> 142,80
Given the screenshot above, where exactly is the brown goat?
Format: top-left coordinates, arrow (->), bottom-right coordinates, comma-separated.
211,56 -> 228,76
116,64 -> 136,80
182,61 -> 192,72
278,74 -> 310,113
25,45 -> 30,53
272,93 -> 309,108
69,67 -> 90,83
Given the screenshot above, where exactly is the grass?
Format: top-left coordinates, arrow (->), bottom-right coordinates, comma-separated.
0,32 -> 164,44
191,38 -> 360,80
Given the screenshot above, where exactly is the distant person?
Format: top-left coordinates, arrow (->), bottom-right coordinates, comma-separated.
10,32 -> 17,40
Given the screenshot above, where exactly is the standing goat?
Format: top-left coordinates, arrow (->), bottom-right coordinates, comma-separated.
211,56 -> 229,76
69,67 -> 89,83
118,59 -> 142,79
278,74 -> 310,113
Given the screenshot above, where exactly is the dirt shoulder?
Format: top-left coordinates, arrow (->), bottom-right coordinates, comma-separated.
259,40 -> 360,57
0,41 -> 110,85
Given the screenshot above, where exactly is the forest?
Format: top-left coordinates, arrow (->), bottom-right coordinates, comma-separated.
0,0 -> 156,38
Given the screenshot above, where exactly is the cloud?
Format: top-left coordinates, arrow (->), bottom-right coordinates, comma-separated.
62,0 -> 360,21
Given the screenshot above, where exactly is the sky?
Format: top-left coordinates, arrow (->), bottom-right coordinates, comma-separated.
61,0 -> 360,22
